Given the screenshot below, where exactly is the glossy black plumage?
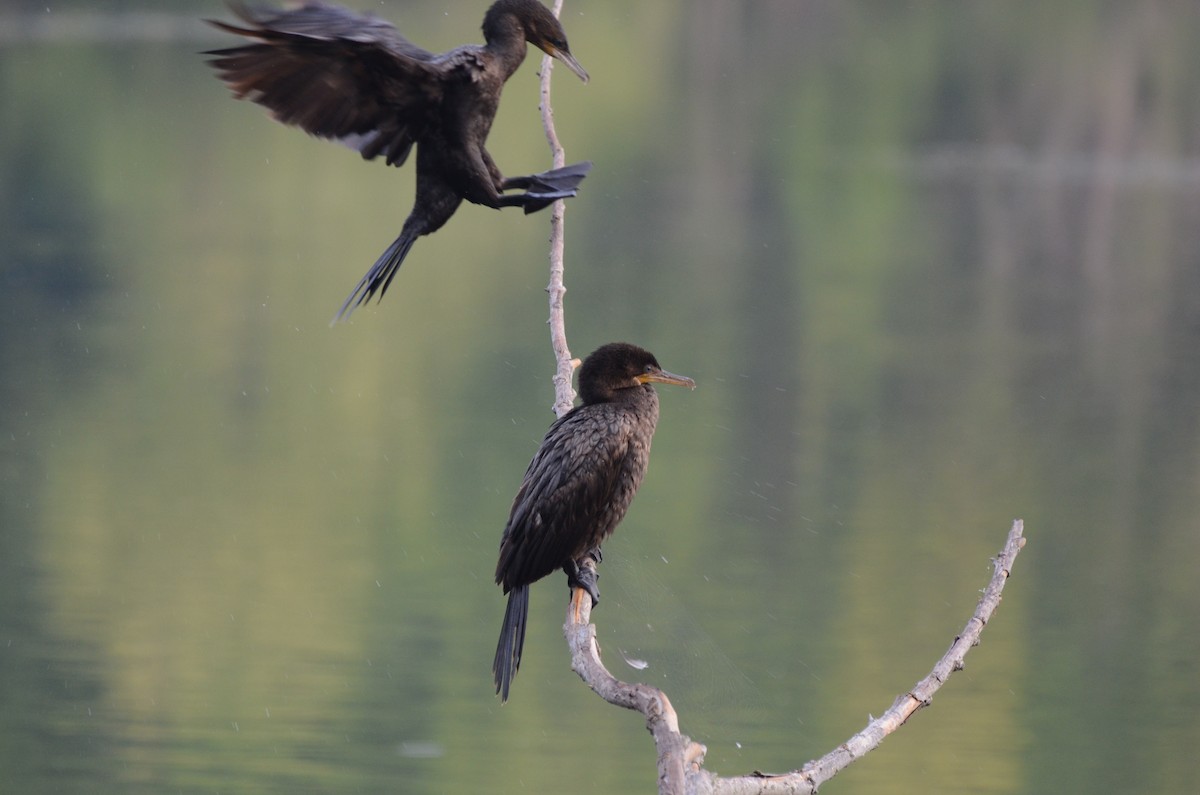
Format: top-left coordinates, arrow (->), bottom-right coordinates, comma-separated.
205,0 -> 591,320
493,343 -> 695,702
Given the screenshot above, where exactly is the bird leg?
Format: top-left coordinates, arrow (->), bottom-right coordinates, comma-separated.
566,555 -> 601,626
564,556 -> 601,607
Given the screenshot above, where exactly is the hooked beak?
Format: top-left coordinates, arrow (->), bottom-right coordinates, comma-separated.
544,44 -> 590,84
637,368 -> 696,390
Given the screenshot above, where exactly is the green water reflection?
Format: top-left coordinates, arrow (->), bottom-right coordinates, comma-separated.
2,2 -> 1199,793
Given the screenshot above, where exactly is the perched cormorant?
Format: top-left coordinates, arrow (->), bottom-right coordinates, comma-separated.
493,343 -> 695,702
206,0 -> 591,320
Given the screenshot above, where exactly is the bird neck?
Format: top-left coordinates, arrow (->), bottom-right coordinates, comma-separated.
619,386 -> 661,428
481,7 -> 531,81
583,383 -> 657,409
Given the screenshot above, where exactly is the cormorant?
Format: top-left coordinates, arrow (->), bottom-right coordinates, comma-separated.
206,0 -> 591,321
493,343 -> 695,702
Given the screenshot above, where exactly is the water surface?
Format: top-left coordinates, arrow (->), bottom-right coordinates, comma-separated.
2,2 -> 1199,793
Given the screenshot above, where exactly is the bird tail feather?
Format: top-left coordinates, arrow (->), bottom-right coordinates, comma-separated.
330,229 -> 419,324
493,585 -> 529,703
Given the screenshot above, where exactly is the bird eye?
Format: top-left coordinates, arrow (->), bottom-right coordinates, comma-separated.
644,364 -> 654,373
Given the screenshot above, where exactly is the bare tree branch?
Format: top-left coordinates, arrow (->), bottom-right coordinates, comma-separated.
537,6 -> 1027,791
539,0 -> 578,418
564,520 -> 1028,795
564,579 -> 709,794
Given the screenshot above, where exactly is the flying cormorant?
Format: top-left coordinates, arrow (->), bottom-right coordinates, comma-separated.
206,0 -> 591,320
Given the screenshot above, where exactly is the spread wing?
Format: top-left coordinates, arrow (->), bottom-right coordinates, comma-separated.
496,407 -> 629,590
206,1 -> 455,167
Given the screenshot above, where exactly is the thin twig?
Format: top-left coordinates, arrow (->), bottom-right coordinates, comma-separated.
539,0 -> 577,418
564,520 -> 1028,795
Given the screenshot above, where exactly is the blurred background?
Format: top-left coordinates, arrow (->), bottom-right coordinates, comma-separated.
2,1 -> 1199,792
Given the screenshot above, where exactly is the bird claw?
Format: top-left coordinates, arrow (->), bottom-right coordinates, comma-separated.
565,558 -> 601,607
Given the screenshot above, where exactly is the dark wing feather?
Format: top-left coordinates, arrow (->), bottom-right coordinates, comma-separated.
206,1 -> 444,166
497,408 -> 630,590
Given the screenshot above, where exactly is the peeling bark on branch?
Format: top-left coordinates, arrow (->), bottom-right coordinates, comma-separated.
563,520 -> 1028,795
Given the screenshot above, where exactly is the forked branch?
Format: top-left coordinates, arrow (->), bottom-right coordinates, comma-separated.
564,520 -> 1028,795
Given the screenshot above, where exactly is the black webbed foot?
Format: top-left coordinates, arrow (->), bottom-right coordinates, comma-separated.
494,187 -> 579,214
520,189 -> 578,214
564,558 -> 601,607
503,161 -> 593,193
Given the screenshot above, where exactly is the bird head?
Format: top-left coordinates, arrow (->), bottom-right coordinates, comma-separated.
487,0 -> 589,82
578,343 -> 695,404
